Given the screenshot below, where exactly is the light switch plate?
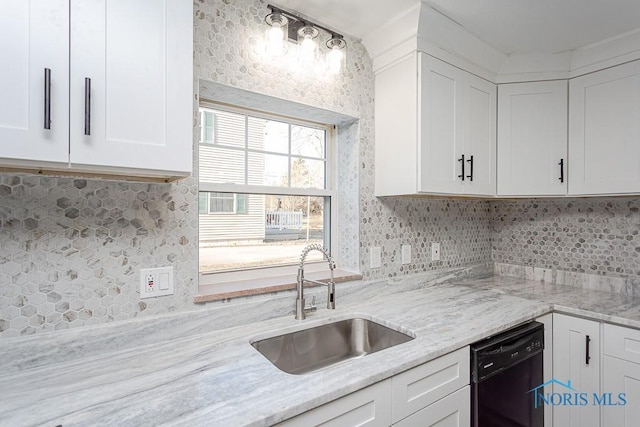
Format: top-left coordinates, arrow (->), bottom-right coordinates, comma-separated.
401,244 -> 411,265
370,247 -> 382,269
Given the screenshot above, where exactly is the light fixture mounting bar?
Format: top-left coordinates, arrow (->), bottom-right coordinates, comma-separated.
267,4 -> 344,40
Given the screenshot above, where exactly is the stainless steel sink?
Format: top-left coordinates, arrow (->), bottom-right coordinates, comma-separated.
251,317 -> 414,375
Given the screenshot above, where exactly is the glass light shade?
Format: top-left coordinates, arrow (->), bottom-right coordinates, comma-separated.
297,26 -> 319,65
265,13 -> 288,57
326,37 -> 346,75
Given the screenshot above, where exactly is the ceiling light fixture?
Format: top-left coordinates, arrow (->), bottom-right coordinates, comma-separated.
264,4 -> 347,75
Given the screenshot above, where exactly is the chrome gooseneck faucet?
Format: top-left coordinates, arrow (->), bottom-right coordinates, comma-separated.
295,244 -> 336,320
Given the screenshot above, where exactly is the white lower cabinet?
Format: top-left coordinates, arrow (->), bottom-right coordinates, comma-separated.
277,379 -> 392,427
553,313 -> 601,427
391,347 -> 469,424
279,347 -> 470,427
394,386 -> 470,427
602,324 -> 640,427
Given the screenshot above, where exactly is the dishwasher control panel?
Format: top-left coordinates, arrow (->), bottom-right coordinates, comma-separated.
471,321 -> 544,382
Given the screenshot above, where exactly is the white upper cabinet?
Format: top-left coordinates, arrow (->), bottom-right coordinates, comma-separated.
375,52 -> 496,196
569,59 -> 640,195
69,0 -> 192,175
497,80 -> 568,196
0,0 -> 69,165
0,0 -> 193,180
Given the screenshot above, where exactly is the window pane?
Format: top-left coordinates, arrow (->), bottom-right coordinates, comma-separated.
201,111 -> 215,144
236,194 -> 247,214
249,153 -> 289,187
290,158 -> 325,189
210,109 -> 245,148
209,192 -> 235,213
199,195 -> 325,272
198,193 -> 208,214
199,145 -> 245,184
203,111 -> 215,127
261,119 -> 289,154
291,125 -> 325,159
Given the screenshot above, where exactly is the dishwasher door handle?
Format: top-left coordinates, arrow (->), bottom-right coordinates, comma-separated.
585,335 -> 591,365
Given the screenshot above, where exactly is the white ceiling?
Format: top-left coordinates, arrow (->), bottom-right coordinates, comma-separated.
272,0 -> 640,55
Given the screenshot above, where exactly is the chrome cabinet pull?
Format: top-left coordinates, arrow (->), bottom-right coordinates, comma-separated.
84,78 -> 91,135
44,68 -> 51,129
458,154 -> 465,181
466,155 -> 474,181
559,159 -> 564,183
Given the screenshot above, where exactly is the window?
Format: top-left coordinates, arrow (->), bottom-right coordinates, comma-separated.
198,104 -> 335,286
200,110 -> 216,144
199,192 -> 247,214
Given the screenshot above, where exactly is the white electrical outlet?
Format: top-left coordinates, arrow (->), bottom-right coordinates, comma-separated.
431,242 -> 441,261
140,267 -> 174,299
401,244 -> 411,265
370,247 -> 382,269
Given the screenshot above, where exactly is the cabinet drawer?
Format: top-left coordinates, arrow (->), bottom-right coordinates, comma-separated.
604,323 -> 640,364
277,379 -> 392,427
394,385 -> 470,427
391,347 -> 469,423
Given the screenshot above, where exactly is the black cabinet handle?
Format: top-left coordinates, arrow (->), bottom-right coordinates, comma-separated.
84,78 -> 91,135
466,155 -> 474,182
585,335 -> 591,365
44,68 -> 51,130
458,154 -> 465,181
559,159 -> 564,183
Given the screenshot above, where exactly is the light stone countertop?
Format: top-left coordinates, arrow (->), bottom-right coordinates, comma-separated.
2,273 -> 640,427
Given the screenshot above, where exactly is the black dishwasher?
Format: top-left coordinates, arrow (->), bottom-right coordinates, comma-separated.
471,321 -> 544,427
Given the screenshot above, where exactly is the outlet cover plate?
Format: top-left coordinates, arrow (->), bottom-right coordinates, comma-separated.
370,247 -> 382,269
140,267 -> 174,299
431,242 -> 441,261
401,244 -> 411,265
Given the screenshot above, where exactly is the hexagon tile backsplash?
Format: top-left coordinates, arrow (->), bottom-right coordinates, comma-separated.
3,0 -> 640,338
0,174 -> 198,338
491,197 -> 640,279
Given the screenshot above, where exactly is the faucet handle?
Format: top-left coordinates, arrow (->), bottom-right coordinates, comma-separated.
303,295 -> 317,315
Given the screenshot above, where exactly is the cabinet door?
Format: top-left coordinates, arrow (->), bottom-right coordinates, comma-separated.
498,81 -> 568,196
553,313 -> 601,427
0,0 -> 69,164
277,379 -> 392,427
394,386 -> 470,427
569,59 -> 640,195
603,356 -> 640,427
69,0 -> 192,175
419,54 -> 464,194
463,75 -> 496,196
375,53 -> 419,196
391,347 -> 469,423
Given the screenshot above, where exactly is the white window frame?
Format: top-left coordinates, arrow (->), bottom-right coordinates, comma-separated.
198,102 -> 339,289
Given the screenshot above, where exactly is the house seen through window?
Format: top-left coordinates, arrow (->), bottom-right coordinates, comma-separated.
198,105 -> 333,278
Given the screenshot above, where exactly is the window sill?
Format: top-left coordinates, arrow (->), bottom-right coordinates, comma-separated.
194,268 -> 362,303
